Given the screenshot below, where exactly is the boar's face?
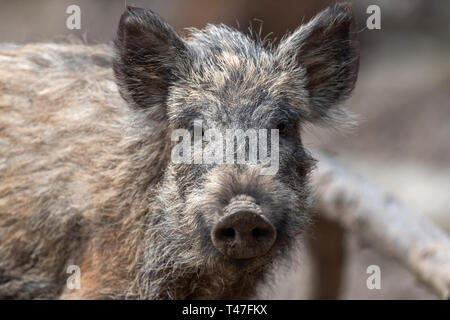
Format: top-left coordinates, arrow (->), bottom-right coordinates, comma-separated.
114,5 -> 359,272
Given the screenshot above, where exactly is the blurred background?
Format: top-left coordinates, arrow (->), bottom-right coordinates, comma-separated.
0,0 -> 449,299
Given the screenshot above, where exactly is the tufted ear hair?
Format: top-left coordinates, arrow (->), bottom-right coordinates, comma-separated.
276,2 -> 360,123
113,6 -> 190,120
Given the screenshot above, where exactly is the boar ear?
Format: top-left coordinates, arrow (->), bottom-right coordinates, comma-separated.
276,2 -> 359,123
114,6 -> 189,120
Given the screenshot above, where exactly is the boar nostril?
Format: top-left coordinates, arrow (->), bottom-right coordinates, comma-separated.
217,228 -> 236,242
211,210 -> 277,260
251,227 -> 268,240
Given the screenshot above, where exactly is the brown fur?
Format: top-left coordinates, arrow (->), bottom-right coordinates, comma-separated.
0,3 -> 359,299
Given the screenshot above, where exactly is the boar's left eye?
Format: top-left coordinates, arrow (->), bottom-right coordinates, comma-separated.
276,121 -> 290,136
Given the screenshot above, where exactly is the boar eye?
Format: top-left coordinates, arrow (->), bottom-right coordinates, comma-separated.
276,121 -> 289,136
192,123 -> 205,138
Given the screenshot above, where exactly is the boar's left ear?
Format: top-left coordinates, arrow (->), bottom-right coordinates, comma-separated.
114,6 -> 190,120
276,2 -> 360,123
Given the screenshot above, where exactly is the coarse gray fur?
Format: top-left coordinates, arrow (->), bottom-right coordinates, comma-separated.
0,3 -> 359,299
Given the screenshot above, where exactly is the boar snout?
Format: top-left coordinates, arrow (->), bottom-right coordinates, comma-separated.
211,197 -> 277,259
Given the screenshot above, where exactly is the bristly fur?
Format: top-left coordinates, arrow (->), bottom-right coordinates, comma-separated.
0,3 -> 359,299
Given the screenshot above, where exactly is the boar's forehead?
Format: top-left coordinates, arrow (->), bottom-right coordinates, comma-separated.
167,27 -> 306,126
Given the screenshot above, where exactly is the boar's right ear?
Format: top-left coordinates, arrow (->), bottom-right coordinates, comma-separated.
114,6 -> 189,120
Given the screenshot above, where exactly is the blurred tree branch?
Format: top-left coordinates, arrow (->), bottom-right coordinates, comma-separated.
312,152 -> 450,299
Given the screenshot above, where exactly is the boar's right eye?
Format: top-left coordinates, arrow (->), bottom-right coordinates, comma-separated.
191,123 -> 205,138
